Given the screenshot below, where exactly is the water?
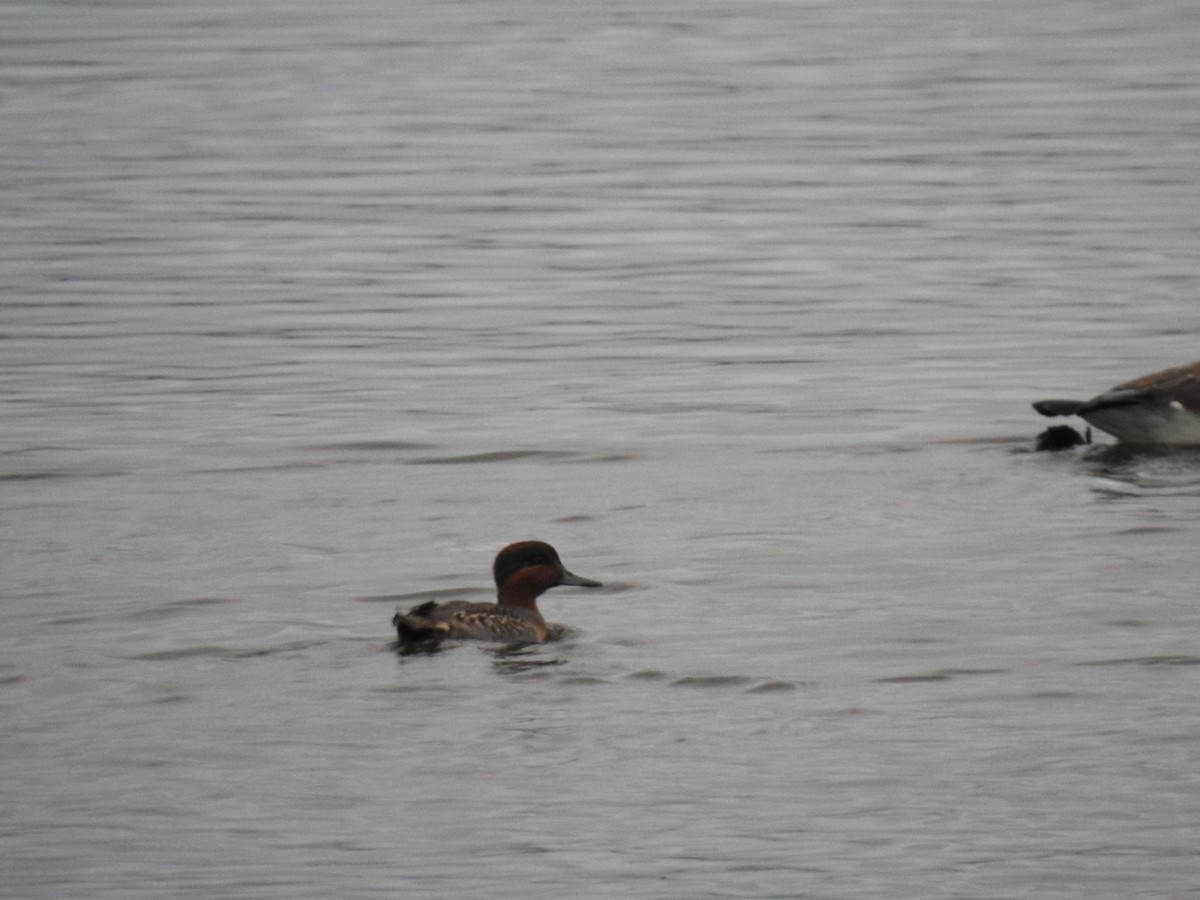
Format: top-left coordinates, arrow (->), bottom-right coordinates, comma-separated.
4,0 -> 1200,896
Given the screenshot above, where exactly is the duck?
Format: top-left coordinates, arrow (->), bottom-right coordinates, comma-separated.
393,541 -> 601,649
1033,359 -> 1200,446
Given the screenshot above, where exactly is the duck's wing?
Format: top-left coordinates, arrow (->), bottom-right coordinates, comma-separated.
393,600 -> 479,644
1112,361 -> 1200,408
394,601 -> 543,644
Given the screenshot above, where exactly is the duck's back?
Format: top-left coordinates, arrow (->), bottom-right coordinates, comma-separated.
394,600 -> 547,644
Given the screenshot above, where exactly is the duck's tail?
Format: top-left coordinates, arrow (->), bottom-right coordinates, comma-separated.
1033,399 -> 1087,417
393,605 -> 449,650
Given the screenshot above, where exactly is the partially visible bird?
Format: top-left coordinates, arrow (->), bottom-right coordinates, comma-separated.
1034,360 -> 1200,446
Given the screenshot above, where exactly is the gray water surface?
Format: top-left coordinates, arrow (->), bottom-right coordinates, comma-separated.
4,1 -> 1200,897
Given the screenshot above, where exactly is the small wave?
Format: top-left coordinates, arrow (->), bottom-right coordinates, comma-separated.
0,468 -> 127,481
745,680 -> 798,693
130,638 -> 330,661
620,669 -> 797,693
121,596 -> 237,621
408,450 -> 577,465
407,449 -> 635,466
492,657 -> 569,674
1075,655 -> 1200,668
876,667 -> 1008,684
311,440 -> 437,452
670,673 -> 799,693
671,674 -> 759,688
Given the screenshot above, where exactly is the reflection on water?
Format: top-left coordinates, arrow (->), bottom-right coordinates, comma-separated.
1080,445 -> 1200,491
487,645 -> 569,675
5,0 -> 1200,897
